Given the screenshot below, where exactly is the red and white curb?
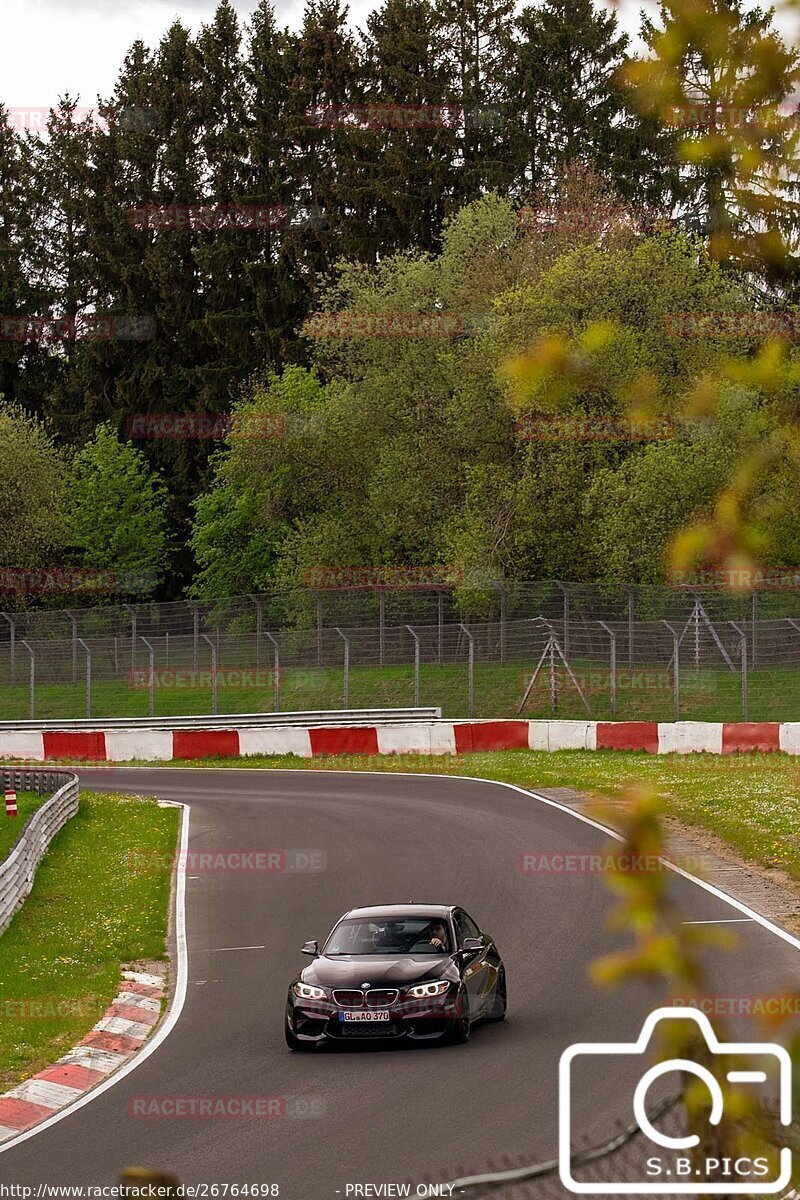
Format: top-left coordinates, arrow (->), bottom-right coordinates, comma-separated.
0,970 -> 164,1142
0,719 -> 797,762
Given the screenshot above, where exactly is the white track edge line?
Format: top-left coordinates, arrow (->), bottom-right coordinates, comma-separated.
0,799 -> 190,1154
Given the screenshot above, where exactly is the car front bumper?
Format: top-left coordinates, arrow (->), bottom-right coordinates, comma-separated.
286,994 -> 461,1043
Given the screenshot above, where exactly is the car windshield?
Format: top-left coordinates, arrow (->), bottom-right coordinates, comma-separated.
323,917 -> 452,955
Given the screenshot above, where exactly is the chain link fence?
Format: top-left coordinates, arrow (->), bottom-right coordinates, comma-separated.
1,582 -> 799,721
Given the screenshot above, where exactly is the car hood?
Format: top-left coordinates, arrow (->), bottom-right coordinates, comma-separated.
300,954 -> 455,988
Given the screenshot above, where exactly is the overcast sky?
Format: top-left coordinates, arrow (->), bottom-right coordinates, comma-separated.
2,0 -> 797,121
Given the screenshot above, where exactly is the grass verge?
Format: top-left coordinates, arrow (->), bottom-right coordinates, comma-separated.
0,792 -> 179,1090
0,793 -> 46,861
0,659 -> 794,721
146,748 -> 800,883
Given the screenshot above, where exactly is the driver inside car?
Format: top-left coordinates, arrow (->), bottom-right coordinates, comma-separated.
410,921 -> 449,953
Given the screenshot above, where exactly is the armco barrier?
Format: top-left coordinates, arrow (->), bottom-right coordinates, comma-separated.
0,769 -> 79,935
0,719 -> 795,763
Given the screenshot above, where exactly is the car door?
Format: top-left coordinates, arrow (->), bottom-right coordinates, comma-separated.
453,909 -> 490,1016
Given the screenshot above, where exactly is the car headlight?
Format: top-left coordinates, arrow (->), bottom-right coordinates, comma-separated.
293,982 -> 327,1000
407,980 -> 450,998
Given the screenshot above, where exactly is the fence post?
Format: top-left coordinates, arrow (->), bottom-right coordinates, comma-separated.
598,621 -> 617,718
124,604 -> 137,673
67,611 -> 78,683
662,620 -> 680,721
406,626 -> 421,708
730,621 -> 748,720
751,591 -> 757,669
496,583 -> 507,665
378,590 -> 385,667
140,637 -> 156,717
201,633 -> 218,715
78,638 -> 92,718
437,592 -> 444,665
250,596 -> 263,670
20,639 -> 35,719
1,614 -> 16,686
690,593 -> 700,671
459,624 -> 474,718
316,594 -> 323,667
188,604 -> 200,671
624,586 -> 634,668
264,631 -> 280,712
557,582 -> 570,657
335,628 -> 349,708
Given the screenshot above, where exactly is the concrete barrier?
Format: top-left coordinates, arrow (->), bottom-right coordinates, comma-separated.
0,770 -> 79,936
658,722 -> 723,755
0,720 -> 798,764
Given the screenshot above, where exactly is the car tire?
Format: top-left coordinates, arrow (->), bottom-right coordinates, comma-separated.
446,989 -> 471,1044
285,1024 -> 315,1051
488,969 -> 507,1021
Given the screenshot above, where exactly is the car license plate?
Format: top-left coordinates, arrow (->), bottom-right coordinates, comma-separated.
339,1010 -> 390,1022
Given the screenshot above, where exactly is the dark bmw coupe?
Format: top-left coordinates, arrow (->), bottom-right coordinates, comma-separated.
285,903 -> 506,1049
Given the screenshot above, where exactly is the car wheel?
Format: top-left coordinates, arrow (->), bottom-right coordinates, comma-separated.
285,1024 -> 315,1051
488,969 -> 507,1021
447,989 -> 471,1044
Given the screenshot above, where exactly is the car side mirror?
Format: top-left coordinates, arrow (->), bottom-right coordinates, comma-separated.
460,937 -> 483,956
301,939 -> 319,957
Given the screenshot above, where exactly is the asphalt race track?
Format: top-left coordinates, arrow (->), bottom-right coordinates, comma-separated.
1,767 -> 798,1197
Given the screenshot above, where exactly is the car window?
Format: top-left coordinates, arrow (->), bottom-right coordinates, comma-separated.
323,916 -> 452,954
453,910 -> 481,946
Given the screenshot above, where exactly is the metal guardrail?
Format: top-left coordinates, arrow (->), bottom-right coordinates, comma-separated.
0,769 -> 80,935
0,707 -> 442,733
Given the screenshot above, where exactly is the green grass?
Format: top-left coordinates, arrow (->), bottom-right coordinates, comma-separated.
0,658 -> 796,720
149,748 -> 800,886
0,792 -> 179,1089
0,793 -> 46,860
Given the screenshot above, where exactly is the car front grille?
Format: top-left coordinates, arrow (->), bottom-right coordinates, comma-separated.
365,989 -> 399,1007
332,988 -> 400,1008
332,989 -> 364,1007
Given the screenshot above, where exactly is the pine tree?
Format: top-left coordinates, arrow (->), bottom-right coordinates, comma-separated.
0,107 -> 41,412
361,0 -> 455,254
243,1 -> 305,366
28,99 -> 97,442
511,0 -> 678,208
192,1 -> 263,410
286,0 -> 368,277
433,0 -> 517,203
